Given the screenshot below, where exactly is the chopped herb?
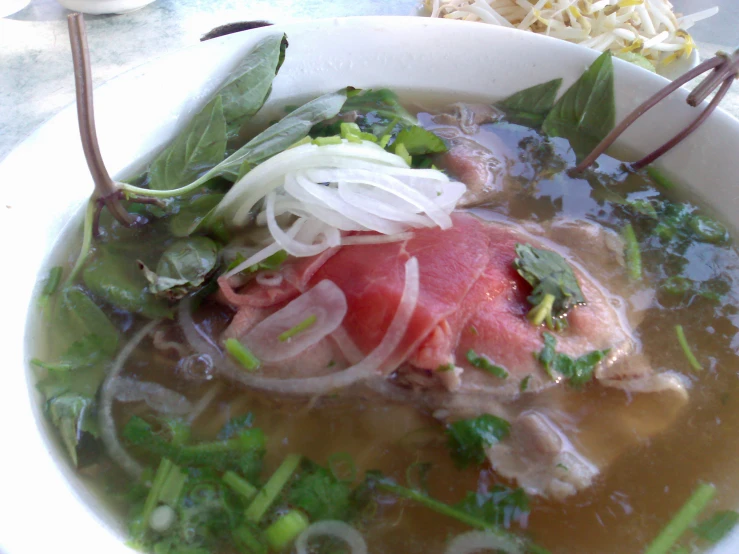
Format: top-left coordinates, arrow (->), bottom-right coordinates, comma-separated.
469,325 -> 479,336
223,470 -> 258,501
131,458 -> 186,538
288,463 -> 353,522
644,483 -> 716,554
646,166 -> 676,190
437,363 -> 455,372
466,349 -> 509,379
246,453 -> 302,523
446,414 -> 511,468
391,125 -> 447,156
689,215 -> 728,244
395,142 -> 412,165
520,375 -> 532,392
455,486 -> 530,529
693,510 -> 739,543
327,452 -> 357,483
675,325 -> 703,371
232,524 -> 268,554
264,510 -> 309,551
225,338 -> 261,371
278,314 -> 317,342
556,463 -> 569,472
123,416 -> 265,482
536,332 -> 609,387
513,243 -> 585,327
312,135 -> 343,146
622,223 -> 642,281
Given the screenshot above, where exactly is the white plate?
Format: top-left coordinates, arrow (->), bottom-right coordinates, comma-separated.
0,16 -> 738,554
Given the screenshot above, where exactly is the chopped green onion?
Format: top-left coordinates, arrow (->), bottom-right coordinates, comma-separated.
328,452 -> 357,483
622,223 -> 642,281
278,315 -> 317,342
395,142 -> 412,165
527,293 -> 556,326
437,363 -> 454,372
38,266 -> 63,308
233,523 -> 268,554
693,510 -> 739,543
520,375 -> 532,392
689,215 -> 727,244
379,134 -> 391,148
245,453 -> 302,523
264,510 -> 310,551
466,349 -> 508,379
132,458 -> 185,537
223,470 -> 258,501
469,325 -> 479,336
675,325 -> 702,371
225,338 -> 260,371
312,136 -> 343,146
644,483 -> 716,554
287,136 -> 312,150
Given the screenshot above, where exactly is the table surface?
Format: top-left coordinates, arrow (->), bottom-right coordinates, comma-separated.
1,0 -> 736,163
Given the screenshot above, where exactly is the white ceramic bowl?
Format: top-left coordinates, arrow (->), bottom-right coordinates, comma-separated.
1,16 -> 738,554
55,0 -> 155,15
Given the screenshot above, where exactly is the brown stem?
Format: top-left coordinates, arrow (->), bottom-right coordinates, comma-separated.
630,75 -> 734,171
92,198 -> 104,238
571,56 -> 723,174
68,13 -> 141,227
687,49 -> 739,107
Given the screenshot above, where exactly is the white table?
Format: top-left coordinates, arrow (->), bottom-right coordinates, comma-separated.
0,0 -> 736,162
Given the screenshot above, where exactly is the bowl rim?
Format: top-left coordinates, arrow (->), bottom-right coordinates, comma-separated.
1,14 -> 738,554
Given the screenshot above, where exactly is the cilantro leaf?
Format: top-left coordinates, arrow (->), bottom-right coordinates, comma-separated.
391,126 -> 447,156
47,393 -> 95,466
288,464 -> 353,521
536,332 -> 609,387
456,486 -> 530,529
446,415 -> 511,468
693,510 -> 739,544
514,243 -> 585,327
466,349 -> 508,379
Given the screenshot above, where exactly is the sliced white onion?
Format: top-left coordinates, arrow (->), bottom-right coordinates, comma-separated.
337,182 -> 434,227
295,521 -> 367,554
243,279 -> 348,362
266,194 -> 339,257
223,219 -> 305,279
178,296 -> 221,361
114,377 -> 193,415
444,531 -> 523,554
341,232 -> 414,246
99,319 -> 160,478
216,256 -> 419,395
255,271 -> 284,288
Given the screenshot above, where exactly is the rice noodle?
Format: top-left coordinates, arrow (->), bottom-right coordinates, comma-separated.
295,521 -> 367,554
427,0 -> 716,68
113,377 -> 193,415
99,319 -> 160,479
216,257 -> 420,395
444,530 -> 523,554
178,296 -> 222,361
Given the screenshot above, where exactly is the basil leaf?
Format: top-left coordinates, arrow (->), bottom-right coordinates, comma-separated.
542,51 -> 615,160
220,34 -> 288,138
54,287 -> 120,353
207,90 -> 348,182
169,194 -> 225,237
83,249 -> 172,318
149,95 -> 228,190
139,237 -> 219,300
497,78 -> 562,127
47,393 -> 95,466
693,510 -> 739,543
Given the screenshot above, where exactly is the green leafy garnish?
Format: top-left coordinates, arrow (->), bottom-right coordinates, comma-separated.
497,78 -> 562,127
536,332 -> 608,387
391,125 -> 447,156
38,266 -> 63,310
446,414 -> 511,468
466,349 -> 508,379
264,510 -> 309,552
514,243 -> 585,326
693,510 -> 739,543
130,458 -> 187,537
278,315 -> 317,342
149,95 -> 228,191
47,393 -> 95,466
520,375 -> 532,392
288,463 -> 353,522
622,223 -> 642,281
123,416 -> 265,483
168,194 -> 225,237
542,51 -> 615,160
245,453 -> 302,523
225,338 -> 261,371
139,237 -> 219,300
455,486 -> 530,529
